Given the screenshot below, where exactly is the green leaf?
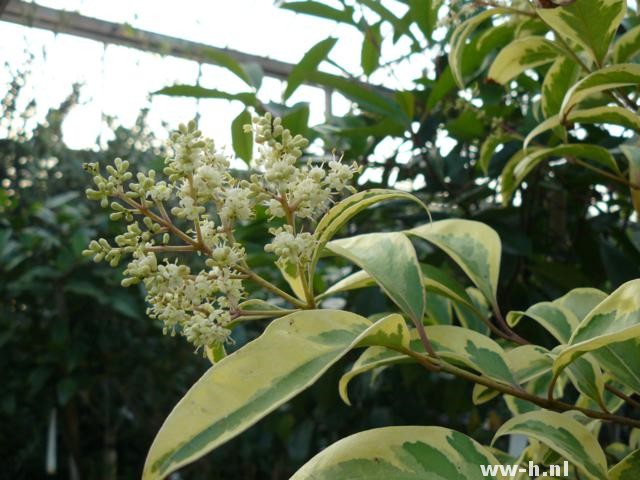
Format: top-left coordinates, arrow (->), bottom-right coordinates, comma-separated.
407,0 -> 441,40
479,133 -> 521,174
361,23 -> 382,76
536,0 -> 626,65
311,189 -> 428,279
560,64 -> 640,119
524,106 -> 640,149
507,301 -> 578,344
291,426 -> 504,480
555,288 -> 640,394
231,109 -> 252,164
308,70 -> 405,121
553,287 -> 607,322
280,1 -> 355,24
326,232 -> 425,323
449,8 -> 509,88
473,344 -> 552,405
143,310 -> 402,479
154,85 -> 256,106
565,355 -> 606,408
500,148 -> 535,204
421,264 -> 482,318
609,448 -> 640,479
493,411 -> 608,480
284,37 -> 338,100
487,36 -> 560,85
613,24 -> 640,63
620,145 -> 640,218
199,48 -> 261,88
553,279 -> 640,376
426,325 -> 518,386
507,144 -> 621,195
317,269 -> 375,300
339,345 -> 409,405
409,219 -> 502,307
542,56 -> 581,118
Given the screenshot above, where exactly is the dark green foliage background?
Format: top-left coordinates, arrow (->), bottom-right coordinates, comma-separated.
3,1 -> 640,478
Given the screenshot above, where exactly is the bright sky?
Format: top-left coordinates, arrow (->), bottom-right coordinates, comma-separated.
0,0 -> 433,163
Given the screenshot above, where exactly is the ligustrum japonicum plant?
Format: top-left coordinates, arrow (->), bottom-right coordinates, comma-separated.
85,2 -> 640,477
84,112 -> 640,479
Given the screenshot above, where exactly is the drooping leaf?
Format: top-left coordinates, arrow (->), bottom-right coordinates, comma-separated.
284,37 -> 338,100
449,8 -> 509,88
542,56 -> 582,118
536,0 -> 626,65
609,448 -> 640,479
564,355 -> 607,410
620,145 -> 640,218
311,189 -> 428,278
317,269 -> 374,300
361,23 -> 382,76
291,426 -> 504,480
507,301 -> 578,343
199,48 -> 262,88
326,232 -> 425,323
487,36 -> 560,85
479,133 -> 521,174
553,287 -> 607,322
560,64 -> 640,119
280,1 -> 355,25
425,325 -> 518,386
473,344 -> 553,405
142,310 -> 403,479
231,109 -> 252,163
555,287 -> 640,394
154,85 -> 256,106
502,144 -> 620,204
338,345 -> 409,405
407,0 -> 441,40
409,219 -> 502,307
493,411 -> 608,480
613,24 -> 640,63
524,106 -> 640,149
553,279 -> 640,376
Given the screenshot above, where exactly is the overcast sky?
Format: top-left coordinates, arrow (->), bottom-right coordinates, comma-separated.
1,0 -> 432,154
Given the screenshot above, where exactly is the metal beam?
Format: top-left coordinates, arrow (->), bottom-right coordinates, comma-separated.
1,0 -> 297,80
0,0 -> 390,98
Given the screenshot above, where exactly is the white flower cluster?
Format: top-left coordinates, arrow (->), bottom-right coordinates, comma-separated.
83,114 -> 359,353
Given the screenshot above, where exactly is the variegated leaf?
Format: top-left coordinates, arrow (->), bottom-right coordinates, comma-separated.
479,133 -> 522,174
524,106 -> 640,149
620,145 -> 640,218
609,448 -> 640,479
504,144 -> 621,200
487,36 -> 560,84
143,310 -> 405,479
425,324 -> 518,386
560,64 -> 640,119
409,219 -> 502,307
613,24 -> 640,63
536,0 -> 626,65
493,411 -> 608,480
507,301 -> 579,343
555,287 -> 640,394
473,344 -> 552,405
311,189 -> 428,279
553,279 -> 640,376
338,345 -> 410,406
326,232 -> 425,323
542,56 -> 582,118
449,8 -> 509,88
291,426 -> 505,480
